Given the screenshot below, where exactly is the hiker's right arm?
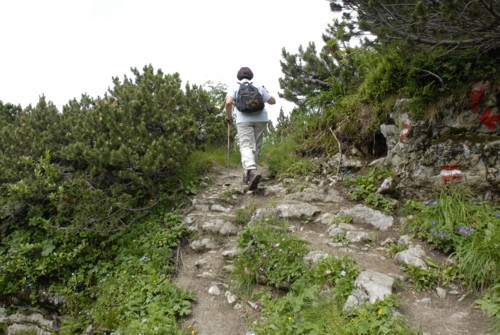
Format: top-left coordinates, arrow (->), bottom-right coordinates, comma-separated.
225,96 -> 233,124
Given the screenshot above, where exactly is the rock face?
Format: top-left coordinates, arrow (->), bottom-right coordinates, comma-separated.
378,82 -> 500,201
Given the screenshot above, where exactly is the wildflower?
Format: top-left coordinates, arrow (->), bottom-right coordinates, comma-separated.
288,316 -> 293,321
425,200 -> 431,205
378,309 -> 383,315
458,227 -> 475,235
431,221 -> 437,225
433,200 -> 438,206
429,227 -> 435,234
439,232 -> 446,239
272,243 -> 280,248
259,267 -> 265,272
497,212 -> 500,218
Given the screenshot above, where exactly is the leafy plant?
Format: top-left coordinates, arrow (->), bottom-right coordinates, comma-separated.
401,264 -> 440,291
233,202 -> 256,225
333,213 -> 353,225
345,166 -> 396,212
384,242 -> 409,260
232,217 -> 309,295
475,283 -> 500,318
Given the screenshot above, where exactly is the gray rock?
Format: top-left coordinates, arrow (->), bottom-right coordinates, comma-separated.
225,291 -> 238,304
262,184 -> 286,196
398,235 -> 413,245
337,222 -> 362,231
284,187 -> 342,203
449,311 -> 469,320
376,177 -> 395,194
343,288 -> 369,312
326,226 -> 344,238
436,287 -> 447,299
418,297 -> 432,305
380,237 -> 395,246
210,204 -> 231,212
315,213 -> 336,225
222,249 -> 241,259
345,231 -> 374,243
208,285 -> 221,296
249,208 -> 281,224
343,269 -> 394,311
7,324 -> 51,335
303,251 -> 329,266
340,204 -> 394,231
355,269 -> 394,303
394,245 -> 427,268
277,201 -> 321,220
190,238 -> 218,252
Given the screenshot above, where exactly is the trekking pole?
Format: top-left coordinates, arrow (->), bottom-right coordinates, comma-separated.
224,121 -> 231,186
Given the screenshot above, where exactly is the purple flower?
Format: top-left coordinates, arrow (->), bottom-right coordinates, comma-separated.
458,227 -> 475,235
425,200 -> 431,205
439,232 -> 446,239
430,227 -> 435,233
433,200 -> 438,206
497,212 -> 500,218
432,221 -> 437,225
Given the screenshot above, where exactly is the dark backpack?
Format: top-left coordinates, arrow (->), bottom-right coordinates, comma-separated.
235,82 -> 265,113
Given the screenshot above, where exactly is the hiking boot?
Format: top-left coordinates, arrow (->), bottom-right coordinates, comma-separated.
247,169 -> 261,191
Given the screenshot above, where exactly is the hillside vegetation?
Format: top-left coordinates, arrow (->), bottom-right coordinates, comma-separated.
1,1 -> 499,333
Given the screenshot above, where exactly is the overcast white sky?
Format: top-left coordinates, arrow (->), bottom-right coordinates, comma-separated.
1,0 -> 334,121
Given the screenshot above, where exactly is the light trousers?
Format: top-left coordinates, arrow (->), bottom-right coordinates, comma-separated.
236,121 -> 268,171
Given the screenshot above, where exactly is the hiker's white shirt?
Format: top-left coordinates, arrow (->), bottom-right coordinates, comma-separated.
228,78 -> 272,124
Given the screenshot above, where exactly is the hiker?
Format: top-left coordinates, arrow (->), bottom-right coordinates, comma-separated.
225,66 -> 276,190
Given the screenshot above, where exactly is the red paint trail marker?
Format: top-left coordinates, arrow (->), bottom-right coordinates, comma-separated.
479,107 -> 500,130
400,122 -> 411,139
440,165 -> 462,182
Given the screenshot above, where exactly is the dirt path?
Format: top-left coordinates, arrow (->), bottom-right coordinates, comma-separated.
173,167 -> 494,335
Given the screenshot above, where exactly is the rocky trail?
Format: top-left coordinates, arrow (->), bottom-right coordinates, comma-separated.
173,166 -> 494,335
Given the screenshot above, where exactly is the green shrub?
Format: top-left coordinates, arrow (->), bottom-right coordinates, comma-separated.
261,136 -> 317,179
232,217 -> 309,295
58,211 -> 193,334
404,189 -> 499,291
